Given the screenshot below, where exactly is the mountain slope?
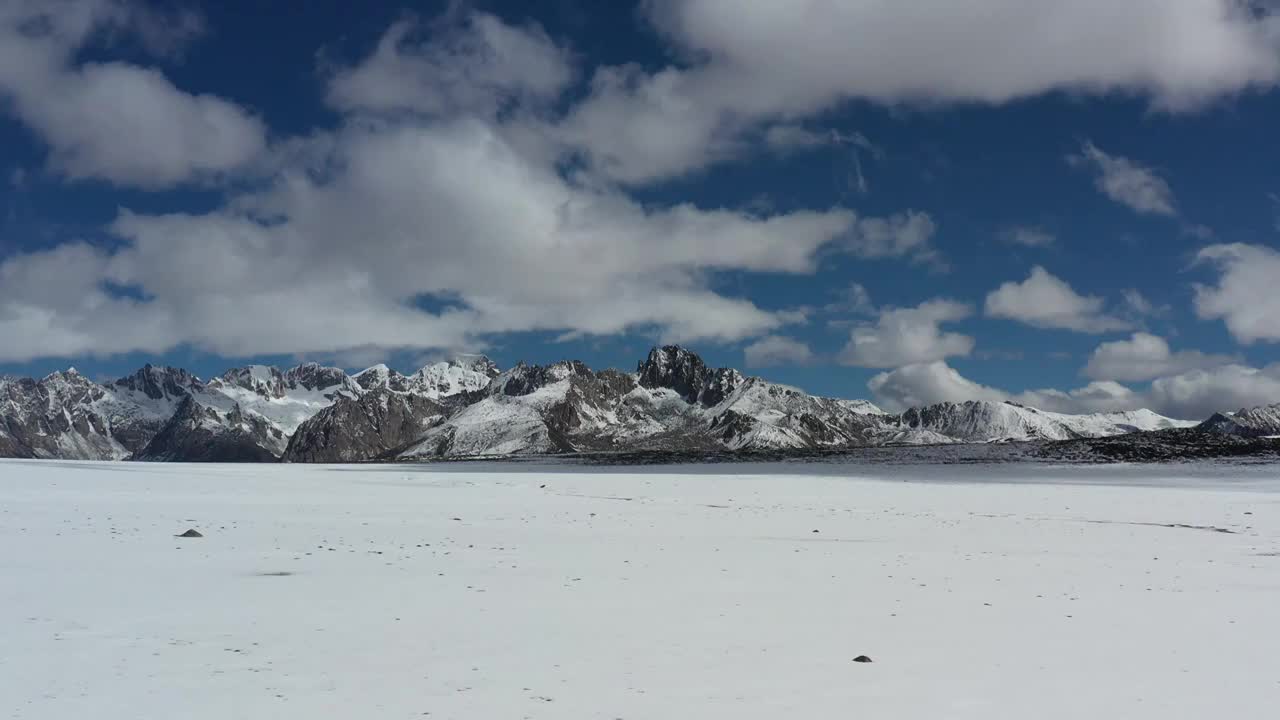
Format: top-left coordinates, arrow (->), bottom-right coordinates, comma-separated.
891,401 -> 1195,444
284,389 -> 447,462
0,346 -> 1224,462
134,397 -> 282,463
1198,403 -> 1280,438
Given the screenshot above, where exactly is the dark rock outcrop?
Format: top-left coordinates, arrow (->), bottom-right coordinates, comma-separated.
1198,404 -> 1280,438
637,346 -> 742,407
284,389 -> 446,462
135,397 -> 280,463
1036,428 -> 1280,463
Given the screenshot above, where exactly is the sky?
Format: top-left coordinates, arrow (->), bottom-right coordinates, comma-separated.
3,0 -> 1280,420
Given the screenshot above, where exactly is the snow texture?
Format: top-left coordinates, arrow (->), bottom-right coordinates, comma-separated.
1,459 -> 1277,718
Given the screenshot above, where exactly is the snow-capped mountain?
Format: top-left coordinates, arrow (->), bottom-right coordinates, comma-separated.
1198,402 -> 1280,438
0,362 -> 357,461
283,389 -> 447,463
0,366 -> 197,460
890,401 -> 1196,444
134,397 -> 284,463
353,356 -> 499,400
0,346 -> 1215,462
392,348 -> 892,459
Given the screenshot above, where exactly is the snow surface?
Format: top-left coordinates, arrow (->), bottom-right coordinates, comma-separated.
2,460 -> 1278,719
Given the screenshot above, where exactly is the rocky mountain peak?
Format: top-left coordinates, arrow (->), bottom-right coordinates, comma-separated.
113,364 -> 203,401
494,360 -> 592,397
409,355 -> 503,399
354,364 -> 410,392
218,365 -> 286,397
1197,402 -> 1280,438
638,346 -> 708,397
637,346 -> 741,407
283,362 -> 348,392
451,354 -> 500,377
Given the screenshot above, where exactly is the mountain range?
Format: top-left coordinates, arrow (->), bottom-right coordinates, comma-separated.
3,345 -> 1274,463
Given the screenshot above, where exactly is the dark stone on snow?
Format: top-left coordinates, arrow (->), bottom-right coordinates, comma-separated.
176,529 -> 203,538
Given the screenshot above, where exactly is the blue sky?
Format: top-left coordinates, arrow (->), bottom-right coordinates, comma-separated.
2,0 -> 1280,419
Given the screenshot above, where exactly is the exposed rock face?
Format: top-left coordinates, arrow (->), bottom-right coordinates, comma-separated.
892,401 -> 1197,443
1037,428 -> 1280,463
112,365 -> 203,401
897,401 -> 1083,442
400,352 -> 888,458
0,370 -> 173,459
0,346 -> 1222,463
213,362 -> 354,400
1199,403 -> 1280,438
354,356 -> 500,400
637,346 -> 742,406
284,389 -> 446,462
134,397 -> 281,463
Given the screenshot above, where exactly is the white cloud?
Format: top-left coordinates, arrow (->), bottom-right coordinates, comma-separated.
1193,243 -> 1280,343
1083,333 -> 1236,382
843,211 -> 943,268
868,361 -> 1005,411
840,300 -> 974,368
1120,289 -> 1165,317
866,357 -> 1280,420
1147,364 -> 1280,419
1015,381 -> 1144,415
0,118 -> 858,361
867,352 -> 1280,419
985,266 -> 1129,333
763,125 -> 830,153
868,361 -> 1146,415
560,0 -> 1280,183
1069,142 -> 1177,216
743,336 -> 814,367
0,0 -> 266,188
326,14 -> 574,118
1,10 -> 923,362
823,283 -> 875,316
1002,226 -> 1055,248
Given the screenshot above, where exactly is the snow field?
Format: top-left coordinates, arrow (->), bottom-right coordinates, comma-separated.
1,459 -> 1277,718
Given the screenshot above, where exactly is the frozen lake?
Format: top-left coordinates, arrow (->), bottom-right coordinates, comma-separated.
2,459 -> 1278,718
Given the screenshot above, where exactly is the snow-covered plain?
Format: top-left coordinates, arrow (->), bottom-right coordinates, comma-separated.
2,459 -> 1278,719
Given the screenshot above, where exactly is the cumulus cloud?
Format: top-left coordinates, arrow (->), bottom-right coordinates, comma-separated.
1084,333 -> 1237,382
0,0 -> 266,188
1069,142 -> 1177,216
823,283 -> 875,316
0,8 -> 881,363
868,362 -> 1005,411
842,211 -> 943,268
0,118 -> 858,362
560,0 -> 1280,183
840,300 -> 974,368
985,266 -> 1130,333
868,361 -> 1149,414
743,336 -> 815,367
867,357 -> 1280,420
1147,364 -> 1280,419
1015,381 -> 1145,416
326,13 -> 574,118
1193,243 -> 1280,343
